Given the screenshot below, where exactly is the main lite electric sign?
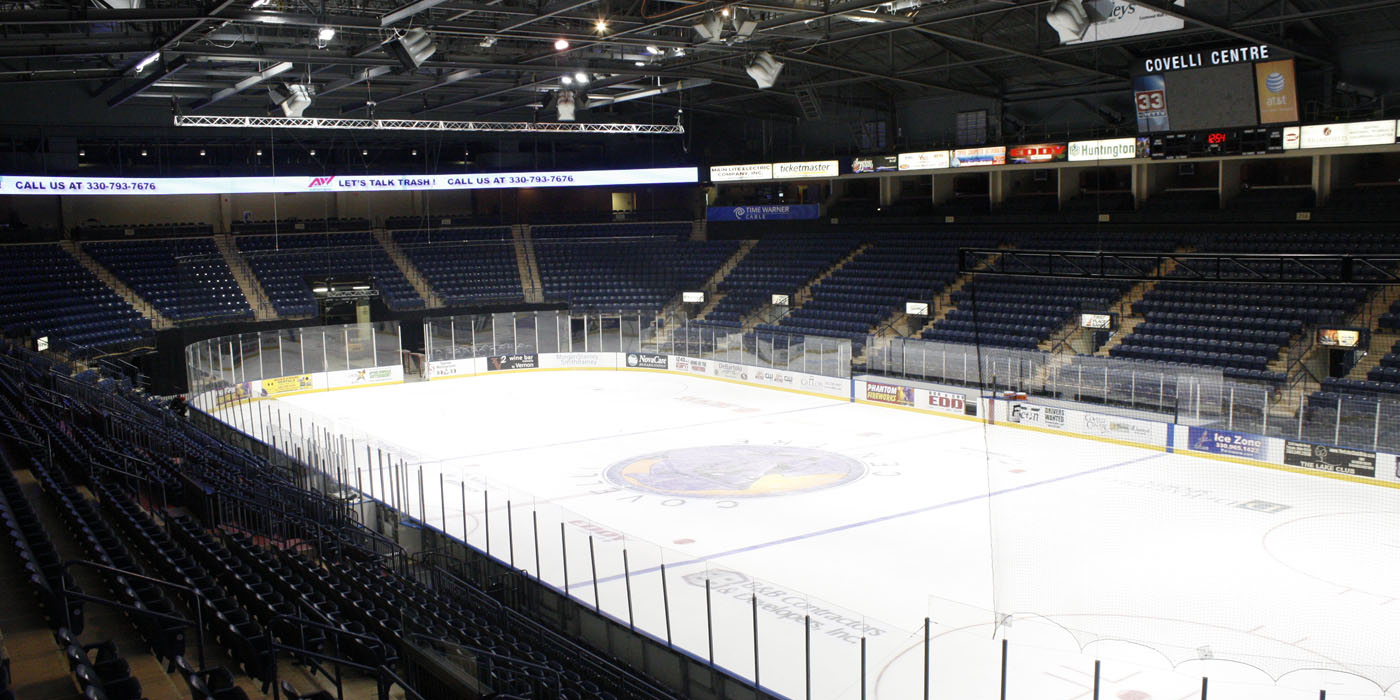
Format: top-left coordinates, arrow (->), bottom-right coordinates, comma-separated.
0,167 -> 699,195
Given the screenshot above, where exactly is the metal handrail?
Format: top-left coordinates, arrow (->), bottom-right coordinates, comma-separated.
60,559 -> 206,669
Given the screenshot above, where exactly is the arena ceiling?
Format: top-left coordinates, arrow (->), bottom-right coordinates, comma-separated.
0,0 -> 1398,132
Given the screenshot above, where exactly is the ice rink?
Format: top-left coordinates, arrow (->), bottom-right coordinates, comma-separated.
246,370 -> 1400,700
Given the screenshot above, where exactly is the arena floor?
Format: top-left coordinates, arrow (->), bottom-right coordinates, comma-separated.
252,371 -> 1400,700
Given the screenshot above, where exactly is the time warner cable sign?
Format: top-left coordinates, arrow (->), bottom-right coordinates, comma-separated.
0,166 -> 698,195
707,204 -> 819,221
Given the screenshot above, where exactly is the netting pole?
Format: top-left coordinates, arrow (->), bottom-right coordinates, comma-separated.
1335,395 -> 1342,445
999,639 -> 1008,700
1092,660 -> 1100,700
1297,394 -> 1305,438
752,593 -> 760,690
439,472 -> 445,530
1374,401 -> 1381,450
1200,676 -> 1208,699
805,614 -> 812,700
1319,690 -> 1326,699
1263,390 -> 1269,436
484,490 -> 491,556
705,578 -> 714,665
923,617 -> 930,700
660,562 -> 672,647
507,499 -> 515,567
460,481 -> 466,547
561,523 -> 569,594
859,635 -> 866,700
532,509 -> 541,579
588,535 -> 600,612
623,549 -> 634,631
1228,385 -> 1234,430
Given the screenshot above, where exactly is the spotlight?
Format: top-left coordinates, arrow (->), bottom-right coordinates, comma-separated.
554,38 -> 569,50
388,27 -> 437,70
309,148 -> 316,156
574,71 -> 589,84
412,148 -> 418,156
556,91 -> 576,121
140,149 -> 148,157
594,18 -> 608,32
692,12 -> 723,42
745,51 -> 783,89
199,149 -> 206,156
720,5 -> 730,17
361,149 -> 368,155
1046,0 -> 1090,43
256,148 -> 263,156
279,83 -> 312,117
561,75 -> 573,85
78,149 -> 85,157
317,26 -> 336,42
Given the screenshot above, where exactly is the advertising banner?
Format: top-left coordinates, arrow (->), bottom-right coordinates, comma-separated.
0,167 -> 699,196
706,204 -> 820,221
540,353 -> 614,369
486,354 -> 539,371
672,356 -> 710,374
772,160 -> 840,179
1008,403 -> 1068,428
897,150 -> 950,171
624,352 -> 669,370
1062,0 -> 1186,46
326,365 -> 403,389
259,374 -> 313,396
427,359 -> 471,379
709,163 -> 773,182
926,390 -> 967,413
1134,74 -> 1170,132
214,382 -> 255,409
1255,59 -> 1299,124
865,382 -> 914,406
1068,138 -> 1139,161
1008,143 -> 1068,164
951,147 -> 1007,167
850,155 -> 898,173
1283,441 -> 1376,478
1187,426 -> 1264,459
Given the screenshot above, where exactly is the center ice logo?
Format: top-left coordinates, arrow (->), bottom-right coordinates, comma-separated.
605,445 -> 865,498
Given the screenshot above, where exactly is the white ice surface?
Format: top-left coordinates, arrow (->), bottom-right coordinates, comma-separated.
236,370 -> 1400,700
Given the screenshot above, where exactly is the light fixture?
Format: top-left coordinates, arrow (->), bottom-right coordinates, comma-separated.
1046,0 -> 1090,43
309,148 -> 316,156
251,0 -> 270,6
556,91 -> 576,121
256,148 -> 263,156
388,27 -> 437,70
634,61 -> 646,67
479,36 -> 497,48
745,51 -> 784,89
594,18 -> 608,32
412,148 -> 418,156
574,71 -> 589,84
199,148 -> 206,156
351,285 -> 370,290
279,83 -> 313,117
312,286 -> 329,293
362,149 -> 368,155
317,26 -> 336,42
140,149 -> 148,157
692,12 -> 723,42
78,149 -> 85,157
554,38 -> 569,50
645,45 -> 662,55
731,8 -> 757,40
133,51 -> 160,74
561,75 -> 573,85
673,47 -> 685,57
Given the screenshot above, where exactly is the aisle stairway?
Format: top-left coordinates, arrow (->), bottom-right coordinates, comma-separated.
511,225 -> 544,303
373,230 -> 443,308
59,240 -> 171,330
214,235 -> 278,322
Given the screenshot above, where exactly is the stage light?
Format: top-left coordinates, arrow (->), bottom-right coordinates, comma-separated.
279,83 -> 312,117
745,51 -> 783,89
388,27 -> 437,70
693,12 -> 722,41
317,26 -> 336,42
1046,0 -> 1090,43
554,38 -> 569,50
556,91 -> 576,121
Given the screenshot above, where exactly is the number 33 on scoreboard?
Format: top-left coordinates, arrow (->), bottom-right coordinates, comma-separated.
1135,90 -> 1166,112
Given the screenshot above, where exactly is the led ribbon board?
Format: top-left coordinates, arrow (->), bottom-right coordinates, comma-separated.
0,167 -> 699,195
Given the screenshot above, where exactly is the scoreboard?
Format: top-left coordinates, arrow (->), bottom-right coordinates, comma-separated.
1135,43 -> 1299,134
1143,126 -> 1286,159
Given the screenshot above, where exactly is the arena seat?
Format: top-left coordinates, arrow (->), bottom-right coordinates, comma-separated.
83,238 -> 252,322
537,238 -> 738,311
236,232 -> 424,314
704,237 -> 860,325
0,244 -> 152,352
